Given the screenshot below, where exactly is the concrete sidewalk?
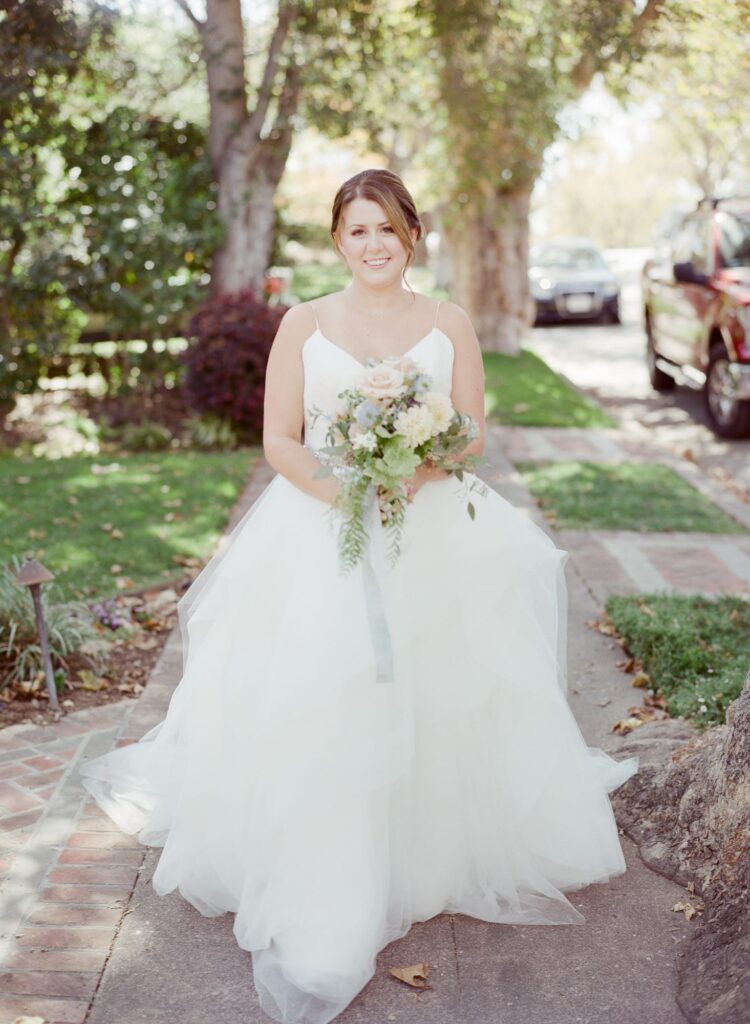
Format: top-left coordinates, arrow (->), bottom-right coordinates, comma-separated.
0,428 -> 696,1024
12,397 -> 748,1021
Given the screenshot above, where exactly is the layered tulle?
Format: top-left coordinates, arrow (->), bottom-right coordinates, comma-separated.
79,468 -> 638,1024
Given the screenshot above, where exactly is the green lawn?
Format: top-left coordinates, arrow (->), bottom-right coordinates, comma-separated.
606,593 -> 750,727
483,349 -> 614,428
1,448 -> 261,601
517,461 -> 745,533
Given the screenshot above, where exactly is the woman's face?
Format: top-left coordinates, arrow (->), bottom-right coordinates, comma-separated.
335,197 -> 416,285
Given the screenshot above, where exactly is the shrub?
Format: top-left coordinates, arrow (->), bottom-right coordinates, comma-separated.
181,288 -> 287,441
185,413 -> 239,451
0,557 -> 103,695
120,420 -> 173,451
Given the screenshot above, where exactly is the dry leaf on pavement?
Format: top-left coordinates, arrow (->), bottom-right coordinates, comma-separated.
672,900 -> 704,920
611,716 -> 644,735
389,962 -> 431,989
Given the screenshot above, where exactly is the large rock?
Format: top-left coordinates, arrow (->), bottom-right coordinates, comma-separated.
610,673 -> 750,1024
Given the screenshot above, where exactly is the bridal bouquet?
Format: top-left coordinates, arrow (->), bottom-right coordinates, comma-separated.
308,354 -> 488,572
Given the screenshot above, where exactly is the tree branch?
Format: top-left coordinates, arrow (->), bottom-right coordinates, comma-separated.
173,0 -> 204,30
571,0 -> 666,92
239,0 -> 298,151
631,0 -> 665,46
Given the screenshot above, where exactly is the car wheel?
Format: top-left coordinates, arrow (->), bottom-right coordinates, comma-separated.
601,302 -> 620,325
645,318 -> 675,391
705,347 -> 750,438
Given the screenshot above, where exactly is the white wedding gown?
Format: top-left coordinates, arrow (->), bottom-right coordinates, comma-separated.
79,321 -> 638,1023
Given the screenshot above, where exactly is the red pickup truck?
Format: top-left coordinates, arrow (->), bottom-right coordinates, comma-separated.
642,196 -> 750,438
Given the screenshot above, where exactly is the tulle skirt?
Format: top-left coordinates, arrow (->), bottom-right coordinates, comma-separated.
79,470 -> 638,1023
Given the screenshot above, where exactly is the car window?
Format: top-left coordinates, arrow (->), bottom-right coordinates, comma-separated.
673,215 -> 710,273
531,247 -> 608,271
717,213 -> 750,268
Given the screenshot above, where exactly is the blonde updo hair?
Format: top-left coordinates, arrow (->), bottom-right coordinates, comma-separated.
330,169 -> 424,278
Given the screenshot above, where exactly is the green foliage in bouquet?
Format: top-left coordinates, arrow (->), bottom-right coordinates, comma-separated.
308,357 -> 487,572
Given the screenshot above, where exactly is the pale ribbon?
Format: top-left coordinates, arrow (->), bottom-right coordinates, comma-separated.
309,443 -> 396,684
361,484 -> 395,684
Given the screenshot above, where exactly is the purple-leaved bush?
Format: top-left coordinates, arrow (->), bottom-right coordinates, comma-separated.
181,288 -> 288,441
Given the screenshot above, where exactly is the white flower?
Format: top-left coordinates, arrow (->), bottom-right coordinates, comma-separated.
420,392 -> 454,433
360,362 -> 407,400
394,405 -> 435,447
351,429 -> 378,452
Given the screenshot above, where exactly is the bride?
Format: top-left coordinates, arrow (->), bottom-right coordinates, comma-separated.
80,168 -> 638,1024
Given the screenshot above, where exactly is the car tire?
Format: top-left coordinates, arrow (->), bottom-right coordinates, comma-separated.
601,302 -> 620,325
705,346 -> 750,438
646,317 -> 675,391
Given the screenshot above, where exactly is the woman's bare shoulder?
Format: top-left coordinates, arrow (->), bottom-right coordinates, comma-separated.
271,301 -> 319,359
437,299 -> 479,346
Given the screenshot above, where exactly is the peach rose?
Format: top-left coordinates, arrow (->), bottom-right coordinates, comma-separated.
360,362 -> 407,399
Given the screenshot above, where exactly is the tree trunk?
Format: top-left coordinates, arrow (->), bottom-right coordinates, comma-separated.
212,140 -> 290,296
198,0 -> 299,296
610,673 -> 750,1024
443,189 -> 533,355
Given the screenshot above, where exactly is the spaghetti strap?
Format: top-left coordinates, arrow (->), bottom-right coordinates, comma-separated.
433,299 -> 442,329
310,301 -> 320,330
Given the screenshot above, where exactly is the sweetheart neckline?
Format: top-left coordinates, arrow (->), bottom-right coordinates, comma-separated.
303,326 -> 450,370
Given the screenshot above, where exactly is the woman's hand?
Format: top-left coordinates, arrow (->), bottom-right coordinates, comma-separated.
404,461 -> 451,501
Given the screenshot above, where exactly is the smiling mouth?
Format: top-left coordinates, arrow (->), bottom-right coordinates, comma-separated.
364,258 -> 390,267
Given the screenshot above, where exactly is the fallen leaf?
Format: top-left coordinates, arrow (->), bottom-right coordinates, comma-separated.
100,523 -> 113,532
631,671 -> 650,688
588,614 -> 617,637
15,476 -> 31,485
512,402 -> 530,413
77,670 -> 109,692
389,962 -> 431,989
13,1015 -> 46,1024
115,576 -> 136,590
110,528 -> 124,540
173,554 -> 202,568
611,716 -> 644,735
672,900 -> 703,920
627,704 -> 670,723
132,636 -> 158,650
110,564 -> 122,574
643,693 -> 668,710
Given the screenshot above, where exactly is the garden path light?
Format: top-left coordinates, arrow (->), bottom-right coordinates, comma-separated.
14,557 -> 60,712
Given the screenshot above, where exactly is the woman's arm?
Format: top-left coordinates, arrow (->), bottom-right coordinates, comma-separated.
263,304 -> 340,506
409,301 -> 486,495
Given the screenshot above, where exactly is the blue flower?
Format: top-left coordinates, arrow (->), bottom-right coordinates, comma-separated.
355,400 -> 380,428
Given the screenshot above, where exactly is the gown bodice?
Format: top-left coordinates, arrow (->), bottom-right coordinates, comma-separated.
301,327 -> 455,452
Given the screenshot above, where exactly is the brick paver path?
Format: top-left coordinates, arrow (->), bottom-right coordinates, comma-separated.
492,425 -> 750,598
0,462 -> 275,1024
